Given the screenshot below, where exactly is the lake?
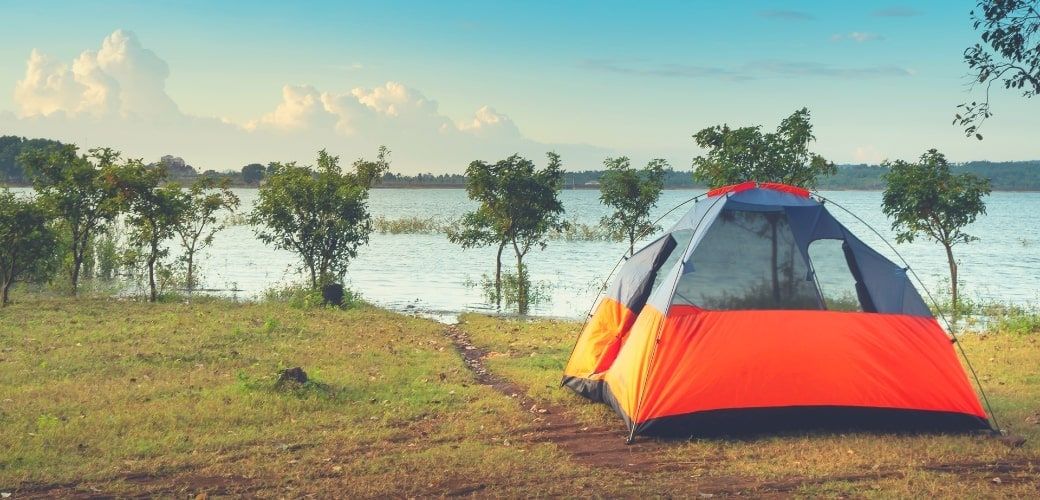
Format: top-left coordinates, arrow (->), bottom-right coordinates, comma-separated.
10,187 -> 1040,320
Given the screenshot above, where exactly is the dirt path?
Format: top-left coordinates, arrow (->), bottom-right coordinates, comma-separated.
443,324 -> 1040,496
443,325 -> 672,472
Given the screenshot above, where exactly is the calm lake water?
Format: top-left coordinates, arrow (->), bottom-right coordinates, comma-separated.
11,187 -> 1040,320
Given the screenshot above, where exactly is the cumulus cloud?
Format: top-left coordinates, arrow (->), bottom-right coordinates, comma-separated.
853,145 -> 884,164
14,29 -> 177,119
5,29 -> 607,172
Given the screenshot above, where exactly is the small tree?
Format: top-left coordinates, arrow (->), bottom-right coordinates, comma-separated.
251,147 -> 389,289
241,163 -> 266,185
0,189 -> 58,305
171,178 -> 240,291
692,107 -> 836,189
117,161 -> 186,302
450,153 -> 567,314
19,145 -> 124,294
955,0 -> 1040,139
882,149 -> 991,314
599,157 -> 668,256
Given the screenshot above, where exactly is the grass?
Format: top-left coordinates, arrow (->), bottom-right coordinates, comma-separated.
459,312 -> 1040,496
0,296 -> 587,496
1,295 -> 1038,496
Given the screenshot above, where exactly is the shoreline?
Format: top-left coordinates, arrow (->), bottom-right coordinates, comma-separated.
6,182 -> 1040,192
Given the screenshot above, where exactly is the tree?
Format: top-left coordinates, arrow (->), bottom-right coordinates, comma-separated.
241,163 -> 266,185
19,145 -> 124,294
251,147 -> 389,289
0,189 -> 58,305
882,149 -> 991,314
449,153 -> 567,314
171,177 -> 240,291
956,0 -> 1040,139
116,161 -> 186,302
691,108 -> 836,189
599,157 -> 668,256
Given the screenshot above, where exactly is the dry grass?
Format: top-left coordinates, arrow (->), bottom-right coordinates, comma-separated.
459,312 -> 1040,496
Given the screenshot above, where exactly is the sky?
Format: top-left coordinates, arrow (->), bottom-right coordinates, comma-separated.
0,0 -> 1036,174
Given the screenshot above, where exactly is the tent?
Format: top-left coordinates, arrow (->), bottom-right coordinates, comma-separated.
563,181 -> 992,439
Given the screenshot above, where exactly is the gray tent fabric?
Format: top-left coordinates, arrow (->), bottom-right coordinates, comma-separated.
604,235 -> 677,313
635,185 -> 933,317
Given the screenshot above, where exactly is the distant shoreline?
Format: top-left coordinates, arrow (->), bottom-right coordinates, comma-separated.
5,182 -> 1040,192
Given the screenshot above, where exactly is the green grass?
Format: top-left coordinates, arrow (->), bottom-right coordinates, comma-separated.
2,296 -> 1039,496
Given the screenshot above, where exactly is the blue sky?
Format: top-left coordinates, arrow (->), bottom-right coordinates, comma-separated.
0,0 -> 1035,172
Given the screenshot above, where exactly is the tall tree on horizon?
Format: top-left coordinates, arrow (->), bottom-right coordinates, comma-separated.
691,108 -> 835,189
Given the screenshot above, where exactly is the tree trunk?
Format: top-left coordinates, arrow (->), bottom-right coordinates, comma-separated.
512,241 -> 528,315
71,238 -> 82,295
945,243 -> 959,317
629,229 -> 635,257
148,253 -> 157,303
495,241 -> 505,307
308,262 -> 317,289
186,250 -> 196,292
1,277 -> 10,306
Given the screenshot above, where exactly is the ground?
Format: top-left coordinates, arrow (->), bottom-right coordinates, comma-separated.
0,297 -> 1038,497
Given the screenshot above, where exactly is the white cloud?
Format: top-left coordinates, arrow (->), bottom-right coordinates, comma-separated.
853,145 -> 884,164
457,106 -> 521,139
4,29 -> 608,172
14,29 -> 177,119
830,32 -> 884,43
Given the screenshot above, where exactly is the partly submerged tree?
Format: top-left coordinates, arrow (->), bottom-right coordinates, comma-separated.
19,145 -> 125,294
882,149 -> 991,314
955,0 -> 1040,139
450,153 -> 567,313
598,157 -> 668,256
170,177 -> 240,291
251,147 -> 389,289
117,161 -> 187,302
0,189 -> 58,305
691,107 -> 836,189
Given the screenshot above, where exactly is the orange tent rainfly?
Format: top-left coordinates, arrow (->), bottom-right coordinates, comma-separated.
563,182 -> 991,440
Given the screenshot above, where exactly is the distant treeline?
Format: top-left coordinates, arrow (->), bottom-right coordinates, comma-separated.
3,135 -> 1040,190
379,163 -> 1040,191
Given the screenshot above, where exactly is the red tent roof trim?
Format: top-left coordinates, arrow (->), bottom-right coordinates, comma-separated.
707,181 -> 810,198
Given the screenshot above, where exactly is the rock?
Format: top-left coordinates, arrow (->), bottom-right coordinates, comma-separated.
277,367 -> 308,385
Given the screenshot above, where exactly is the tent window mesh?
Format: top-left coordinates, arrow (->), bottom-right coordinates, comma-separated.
807,239 -> 864,312
671,209 -> 823,310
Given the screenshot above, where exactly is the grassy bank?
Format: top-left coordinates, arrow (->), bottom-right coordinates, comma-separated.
1,296 -> 1038,496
